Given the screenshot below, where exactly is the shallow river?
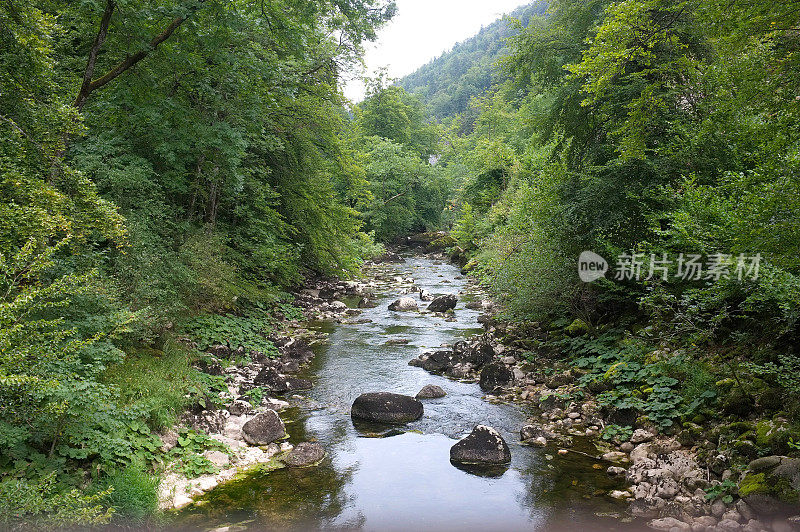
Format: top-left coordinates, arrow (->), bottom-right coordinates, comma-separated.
179,255 -> 635,531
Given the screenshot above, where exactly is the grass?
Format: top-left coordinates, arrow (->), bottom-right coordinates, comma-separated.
103,339 -> 205,430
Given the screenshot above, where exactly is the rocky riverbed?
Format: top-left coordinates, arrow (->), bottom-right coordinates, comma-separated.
165,247 -> 799,531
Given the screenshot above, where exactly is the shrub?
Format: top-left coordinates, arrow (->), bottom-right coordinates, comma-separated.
101,463 -> 159,522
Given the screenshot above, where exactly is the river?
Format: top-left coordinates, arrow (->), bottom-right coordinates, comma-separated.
178,254 -> 634,531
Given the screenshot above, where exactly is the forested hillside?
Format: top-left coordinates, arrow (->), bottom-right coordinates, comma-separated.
431,0 -> 800,465
0,0 -> 450,525
399,2 -> 546,121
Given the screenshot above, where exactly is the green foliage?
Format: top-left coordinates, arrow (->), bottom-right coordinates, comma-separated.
278,303 -> 305,322
183,312 -> 278,357
102,342 -> 205,430
600,424 -> 633,443
1,0 -> 404,526
100,463 -> 159,522
704,479 -> 738,504
568,331 -> 717,428
241,386 -> 268,408
167,429 -> 229,479
0,473 -> 113,529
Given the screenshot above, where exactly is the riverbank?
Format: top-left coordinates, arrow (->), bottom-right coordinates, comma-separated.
421,268 -> 800,531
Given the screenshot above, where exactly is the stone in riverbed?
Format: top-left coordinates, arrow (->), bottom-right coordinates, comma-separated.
520,424 -> 556,441
254,367 -> 312,393
427,294 -> 458,312
416,384 -> 446,399
388,297 -> 418,311
227,399 -> 253,416
479,361 -> 513,391
421,350 -> 452,373
452,340 -> 494,367
283,442 -> 325,467
351,392 -> 424,423
450,425 -> 511,465
242,410 -> 286,446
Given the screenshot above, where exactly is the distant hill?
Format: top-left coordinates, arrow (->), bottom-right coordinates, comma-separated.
398,2 -> 547,120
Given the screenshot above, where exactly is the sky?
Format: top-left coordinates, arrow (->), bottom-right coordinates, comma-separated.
343,0 -> 528,102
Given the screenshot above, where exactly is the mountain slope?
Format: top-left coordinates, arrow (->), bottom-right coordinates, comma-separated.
398,2 -> 546,120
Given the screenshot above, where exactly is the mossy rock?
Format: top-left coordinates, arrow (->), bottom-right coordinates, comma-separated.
725,421 -> 756,436
460,259 -> 478,275
722,389 -> 756,416
691,414 -> 707,425
677,429 -> 697,447
565,319 -> 590,337
755,419 -> 794,455
429,234 -> 457,250
737,430 -> 756,443
732,440 -> 759,460
715,378 -> 737,392
739,457 -> 800,515
758,388 -> 785,413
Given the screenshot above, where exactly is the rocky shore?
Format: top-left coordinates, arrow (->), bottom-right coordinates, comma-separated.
407,286 -> 800,532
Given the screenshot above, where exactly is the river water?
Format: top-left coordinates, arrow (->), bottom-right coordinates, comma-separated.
179,255 -> 634,531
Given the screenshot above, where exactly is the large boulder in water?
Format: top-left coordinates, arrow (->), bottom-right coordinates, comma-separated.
351,392 -> 423,423
388,297 -> 418,311
479,361 -> 513,391
283,442 -> 326,467
427,294 -> 457,312
421,350 -> 453,373
416,384 -> 446,399
242,411 -> 286,445
450,425 -> 511,465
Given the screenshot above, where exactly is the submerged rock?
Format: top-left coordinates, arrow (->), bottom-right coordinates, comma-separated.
350,392 -> 424,423
388,297 -> 418,311
450,425 -> 511,465
242,411 -> 286,446
427,294 -> 458,312
283,442 -> 326,467
416,384 -> 446,399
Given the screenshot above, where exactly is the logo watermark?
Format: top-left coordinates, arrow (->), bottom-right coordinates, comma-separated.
578,250 -> 609,282
578,251 -> 761,283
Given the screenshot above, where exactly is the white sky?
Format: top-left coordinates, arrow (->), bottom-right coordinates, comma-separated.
343,0 -> 528,102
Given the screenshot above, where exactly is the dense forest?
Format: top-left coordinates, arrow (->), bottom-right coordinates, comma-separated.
2,0 -> 800,527
430,0 -> 800,482
0,0 -> 448,525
